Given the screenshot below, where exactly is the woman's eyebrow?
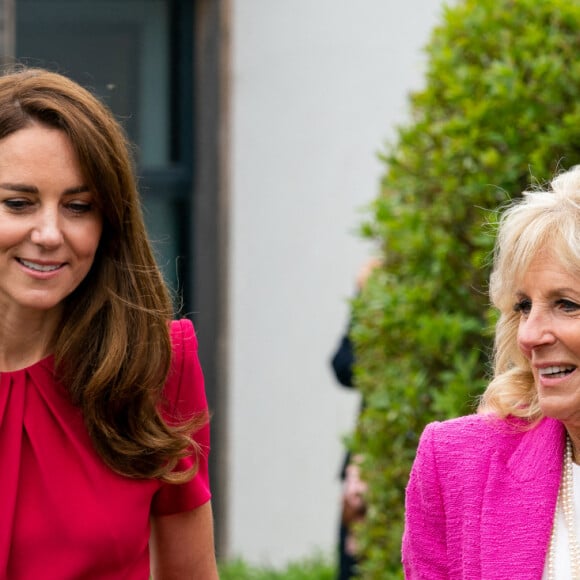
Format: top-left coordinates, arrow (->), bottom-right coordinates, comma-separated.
62,185 -> 90,195
0,182 -> 38,193
0,182 -> 90,195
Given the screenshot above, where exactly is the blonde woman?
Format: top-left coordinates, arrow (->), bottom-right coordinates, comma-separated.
404,167 -> 580,579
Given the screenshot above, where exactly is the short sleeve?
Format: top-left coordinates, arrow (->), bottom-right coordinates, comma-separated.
151,319 -> 212,516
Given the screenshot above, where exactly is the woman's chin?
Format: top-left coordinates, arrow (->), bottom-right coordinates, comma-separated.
539,396 -> 580,425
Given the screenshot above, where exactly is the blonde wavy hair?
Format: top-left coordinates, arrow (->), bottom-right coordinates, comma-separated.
479,166 -> 580,421
0,67 -> 205,482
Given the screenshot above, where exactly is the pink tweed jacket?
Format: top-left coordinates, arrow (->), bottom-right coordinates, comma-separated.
402,414 -> 565,579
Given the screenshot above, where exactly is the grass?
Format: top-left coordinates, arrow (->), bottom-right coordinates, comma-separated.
218,554 -> 335,580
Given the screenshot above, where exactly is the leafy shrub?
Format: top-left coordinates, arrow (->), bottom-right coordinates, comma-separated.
350,0 -> 580,577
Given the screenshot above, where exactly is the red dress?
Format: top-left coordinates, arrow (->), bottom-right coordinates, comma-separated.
0,319 -> 211,579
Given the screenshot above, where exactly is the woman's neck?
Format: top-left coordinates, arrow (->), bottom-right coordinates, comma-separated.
566,429 -> 580,466
0,308 -> 60,371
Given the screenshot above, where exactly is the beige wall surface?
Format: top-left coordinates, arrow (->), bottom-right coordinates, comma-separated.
0,0 -> 15,61
227,0 -> 443,567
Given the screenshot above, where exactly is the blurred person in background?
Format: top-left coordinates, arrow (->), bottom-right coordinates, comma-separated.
331,258 -> 380,579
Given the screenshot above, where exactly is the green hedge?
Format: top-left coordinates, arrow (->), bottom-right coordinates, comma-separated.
351,0 -> 580,577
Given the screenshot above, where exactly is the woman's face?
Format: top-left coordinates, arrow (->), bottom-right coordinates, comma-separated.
0,124 -> 102,320
516,251 -> 580,424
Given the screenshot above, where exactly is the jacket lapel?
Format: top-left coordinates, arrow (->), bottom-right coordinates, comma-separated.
480,418 -> 564,579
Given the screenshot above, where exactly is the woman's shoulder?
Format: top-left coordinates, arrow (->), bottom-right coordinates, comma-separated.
413,415 -> 564,497
420,413 -> 539,462
162,319 -> 206,419
426,412 -> 532,437
169,319 -> 198,352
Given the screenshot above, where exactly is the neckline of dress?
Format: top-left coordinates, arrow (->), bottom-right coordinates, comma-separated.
0,354 -> 55,375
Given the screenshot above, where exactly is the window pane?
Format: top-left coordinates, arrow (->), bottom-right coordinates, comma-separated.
16,0 -> 170,167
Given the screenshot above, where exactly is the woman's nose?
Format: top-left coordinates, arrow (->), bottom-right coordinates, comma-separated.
517,309 -> 556,354
29,208 -> 64,248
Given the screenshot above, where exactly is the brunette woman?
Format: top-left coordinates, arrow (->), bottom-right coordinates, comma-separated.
0,67 -> 217,578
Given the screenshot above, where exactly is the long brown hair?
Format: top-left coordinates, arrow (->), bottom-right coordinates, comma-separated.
0,66 -> 205,483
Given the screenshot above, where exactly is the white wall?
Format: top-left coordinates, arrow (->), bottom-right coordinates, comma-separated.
228,0 -> 443,567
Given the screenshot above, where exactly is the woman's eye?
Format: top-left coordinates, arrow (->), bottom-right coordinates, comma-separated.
3,198 -> 33,211
66,201 -> 93,214
557,299 -> 580,313
513,299 -> 531,314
